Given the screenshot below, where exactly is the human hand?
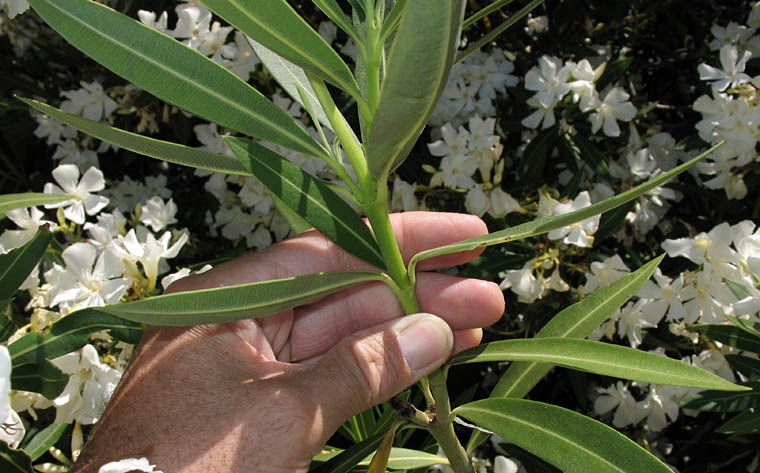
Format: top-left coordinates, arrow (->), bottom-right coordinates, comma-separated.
72,212 -> 505,473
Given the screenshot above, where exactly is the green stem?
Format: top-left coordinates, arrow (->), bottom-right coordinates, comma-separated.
428,368 -> 475,473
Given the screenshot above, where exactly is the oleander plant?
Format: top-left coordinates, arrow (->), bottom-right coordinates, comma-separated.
0,0 -> 759,472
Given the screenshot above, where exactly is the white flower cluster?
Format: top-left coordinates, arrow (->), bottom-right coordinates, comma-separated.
692,4 -> 760,199
522,55 -> 637,137
138,0 -> 260,81
430,49 -> 519,128
0,0 -> 28,20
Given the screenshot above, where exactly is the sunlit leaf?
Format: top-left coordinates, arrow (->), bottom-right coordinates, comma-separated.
451,337 -> 746,391
22,423 -> 68,462
9,309 -> 142,366
18,97 -> 251,176
201,0 -> 361,99
457,399 -> 672,472
366,0 -> 465,179
226,136 -> 385,269
310,433 -> 384,473
28,0 -> 327,159
409,143 -> 721,275
0,193 -> 70,216
366,423 -> 398,473
101,270 -> 389,325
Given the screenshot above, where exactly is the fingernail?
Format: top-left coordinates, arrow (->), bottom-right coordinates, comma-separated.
395,314 -> 453,374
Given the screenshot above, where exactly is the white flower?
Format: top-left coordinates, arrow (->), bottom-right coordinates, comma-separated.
524,14 -> 549,35
637,269 -> 694,322
521,95 -> 557,129
172,4 -> 212,50
488,188 -> 523,218
44,165 -> 109,225
52,139 -> 100,170
524,56 -> 572,108
60,81 -> 118,123
588,87 -> 637,137
161,264 -> 212,291
1,0 -> 29,18
547,191 -> 600,248
594,381 -> 647,428
639,383 -> 682,432
318,21 -> 338,44
223,32 -> 260,81
140,197 -> 178,232
34,114 -> 77,146
49,242 -> 130,311
0,410 -> 24,449
390,177 -> 419,212
51,344 -> 122,425
198,22 -> 235,62
194,123 -> 233,157
99,457 -> 162,473
137,10 -> 169,35
465,186 -> 490,217
113,227 -> 189,292
494,455 -> 521,473
698,44 -> 752,91
582,255 -> 630,294
0,346 -> 10,426
499,259 -> 544,303
616,299 -> 661,347
0,207 -> 54,254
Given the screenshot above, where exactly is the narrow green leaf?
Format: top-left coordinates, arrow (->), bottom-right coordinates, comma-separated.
366,0 -> 466,179
226,136 -> 386,269
466,255 -> 665,452
715,408 -> 760,434
10,360 -> 69,399
101,270 -> 389,326
366,423 -> 398,473
463,0 -> 517,28
18,97 -> 251,176
0,313 -> 16,343
722,279 -> 753,303
345,0 -> 367,21
363,447 -> 448,469
9,309 -> 142,366
450,338 -> 746,391
681,383 -> 760,412
312,0 -> 360,40
569,133 -> 611,178
201,0 -> 361,99
690,323 -> 760,353
456,0 -> 545,64
0,193 -> 70,215
246,38 -> 333,132
0,229 -> 52,301
310,433 -> 384,473
269,192 -> 312,235
378,0 -> 407,43
409,143 -> 722,274
457,399 -> 672,473
22,423 -> 68,462
726,354 -> 760,380
28,0 -> 327,159
0,442 -> 34,473
724,314 -> 760,339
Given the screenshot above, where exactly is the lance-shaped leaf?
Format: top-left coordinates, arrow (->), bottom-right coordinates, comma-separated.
0,229 -> 52,302
366,423 -> 398,473
456,0 -> 545,64
319,447 -> 447,470
409,143 -> 722,276
715,408 -> 760,434
450,338 -> 746,391
456,398 -> 673,473
0,193 -> 70,216
690,323 -> 760,353
246,38 -> 333,132
0,442 -> 33,473
10,360 -> 68,400
9,310 -> 142,366
366,0 -> 466,179
681,383 -> 760,412
310,434 -> 385,473
22,423 -> 69,462
226,136 -> 386,269
201,0 -> 361,100
28,0 -> 327,159
724,314 -> 760,339
727,354 -> 760,380
19,97 -> 251,176
100,270 -> 389,325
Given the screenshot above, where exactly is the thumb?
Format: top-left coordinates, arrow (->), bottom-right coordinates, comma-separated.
303,313 -> 453,431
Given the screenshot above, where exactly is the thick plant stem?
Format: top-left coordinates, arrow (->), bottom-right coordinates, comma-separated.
428,368 -> 476,473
